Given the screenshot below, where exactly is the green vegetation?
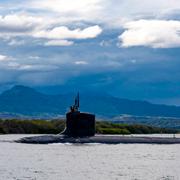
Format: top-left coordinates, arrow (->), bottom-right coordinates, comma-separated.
0,119 -> 65,134
96,121 -> 178,134
0,119 -> 178,134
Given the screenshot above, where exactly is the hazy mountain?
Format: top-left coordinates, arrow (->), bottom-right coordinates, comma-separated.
0,85 -> 180,119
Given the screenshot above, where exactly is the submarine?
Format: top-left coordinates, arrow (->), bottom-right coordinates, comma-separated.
17,94 -> 180,144
62,93 -> 95,137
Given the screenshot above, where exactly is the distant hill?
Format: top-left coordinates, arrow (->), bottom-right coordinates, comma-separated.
0,85 -> 180,119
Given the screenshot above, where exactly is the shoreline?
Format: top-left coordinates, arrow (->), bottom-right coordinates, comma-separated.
16,134 -> 180,144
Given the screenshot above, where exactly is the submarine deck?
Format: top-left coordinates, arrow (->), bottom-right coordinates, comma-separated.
16,134 -> 180,144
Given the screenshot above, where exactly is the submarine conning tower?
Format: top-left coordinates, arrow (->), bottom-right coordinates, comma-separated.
64,93 -> 95,137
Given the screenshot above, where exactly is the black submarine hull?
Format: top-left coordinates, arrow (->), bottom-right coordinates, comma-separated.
17,135 -> 180,144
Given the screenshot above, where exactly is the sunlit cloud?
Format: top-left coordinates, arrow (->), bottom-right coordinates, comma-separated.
75,61 -> 88,65
119,20 -> 180,48
44,40 -> 74,46
33,25 -> 102,40
31,0 -> 103,12
0,14 -> 43,36
0,54 -> 8,61
0,13 -> 102,46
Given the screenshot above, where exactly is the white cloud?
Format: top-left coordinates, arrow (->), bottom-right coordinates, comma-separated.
0,14 -> 43,37
18,64 -> 58,71
34,25 -> 102,40
44,40 -> 74,46
1,0 -> 180,48
27,0 -> 180,28
119,20 -> 180,48
5,62 -> 58,71
0,13 -> 102,46
0,54 -> 8,61
29,0 -> 104,18
114,0 -> 180,15
2,0 -> 180,29
75,61 -> 88,65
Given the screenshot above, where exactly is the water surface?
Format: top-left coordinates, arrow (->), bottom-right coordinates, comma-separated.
0,134 -> 179,180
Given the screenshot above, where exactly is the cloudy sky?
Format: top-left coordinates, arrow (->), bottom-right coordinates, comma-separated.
0,0 -> 180,105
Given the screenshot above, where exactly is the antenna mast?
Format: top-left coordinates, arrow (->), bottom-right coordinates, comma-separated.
70,92 -> 80,112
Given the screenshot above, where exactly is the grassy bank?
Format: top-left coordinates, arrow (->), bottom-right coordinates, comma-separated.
0,119 -> 178,134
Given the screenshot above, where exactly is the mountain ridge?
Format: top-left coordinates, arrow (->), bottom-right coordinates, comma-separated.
0,85 -> 180,118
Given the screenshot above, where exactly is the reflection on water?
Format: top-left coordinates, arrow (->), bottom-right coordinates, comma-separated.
0,135 -> 179,180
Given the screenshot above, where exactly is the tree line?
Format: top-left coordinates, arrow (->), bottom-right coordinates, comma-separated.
0,119 -> 178,134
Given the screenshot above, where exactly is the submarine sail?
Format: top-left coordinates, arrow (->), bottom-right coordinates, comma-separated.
63,93 -> 95,137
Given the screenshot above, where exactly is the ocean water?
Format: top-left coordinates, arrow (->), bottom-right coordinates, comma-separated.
0,134 -> 180,180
